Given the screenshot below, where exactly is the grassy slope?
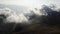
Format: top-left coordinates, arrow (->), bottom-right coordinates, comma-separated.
12,23 -> 60,34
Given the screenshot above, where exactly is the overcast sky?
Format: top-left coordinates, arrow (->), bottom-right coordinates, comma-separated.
0,0 -> 60,8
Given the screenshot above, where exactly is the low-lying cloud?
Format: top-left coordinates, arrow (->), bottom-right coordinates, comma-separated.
0,4 -> 60,24
0,4 -> 60,33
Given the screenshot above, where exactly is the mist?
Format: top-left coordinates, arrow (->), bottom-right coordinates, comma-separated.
0,4 -> 60,34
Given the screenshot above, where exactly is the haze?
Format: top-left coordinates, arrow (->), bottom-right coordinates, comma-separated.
0,0 -> 60,8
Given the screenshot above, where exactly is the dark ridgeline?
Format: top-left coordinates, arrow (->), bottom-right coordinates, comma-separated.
40,5 -> 60,26
27,5 -> 60,26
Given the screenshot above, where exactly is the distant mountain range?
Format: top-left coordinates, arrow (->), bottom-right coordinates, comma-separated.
0,4 -> 29,14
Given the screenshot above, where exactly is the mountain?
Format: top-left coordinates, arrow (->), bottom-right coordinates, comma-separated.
0,4 -> 28,14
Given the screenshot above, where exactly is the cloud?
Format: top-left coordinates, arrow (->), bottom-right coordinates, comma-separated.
0,4 -> 60,33
0,4 -> 60,24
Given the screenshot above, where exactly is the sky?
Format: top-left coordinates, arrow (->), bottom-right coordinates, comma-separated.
0,0 -> 60,8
